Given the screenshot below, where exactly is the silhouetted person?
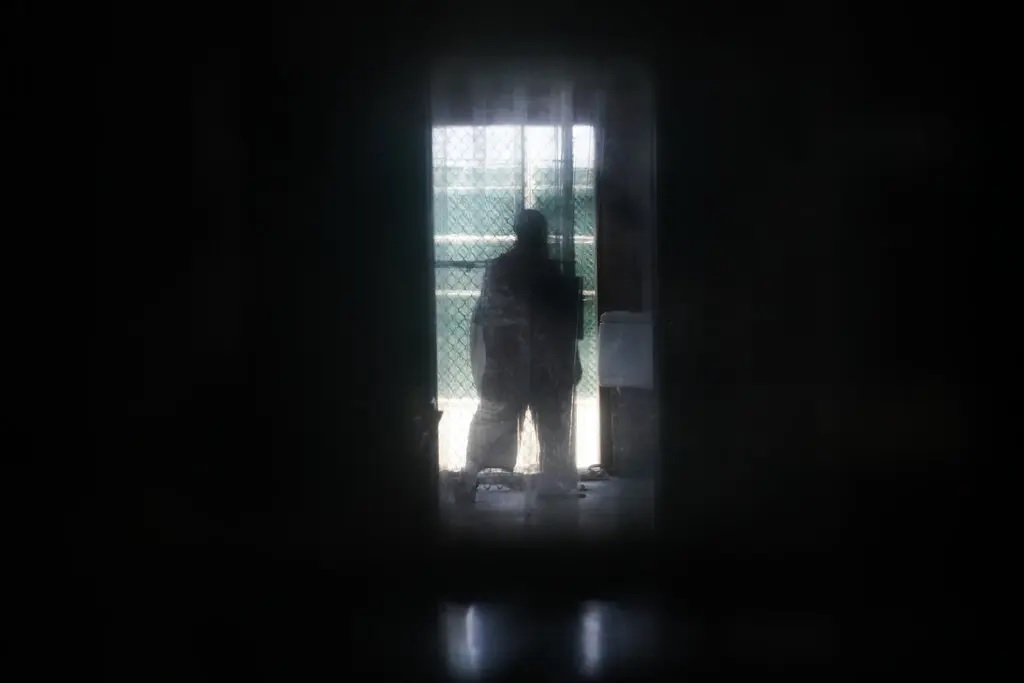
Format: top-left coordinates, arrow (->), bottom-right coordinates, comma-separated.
457,209 -> 582,503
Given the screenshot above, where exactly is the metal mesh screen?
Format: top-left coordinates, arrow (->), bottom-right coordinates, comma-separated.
434,126 -> 597,397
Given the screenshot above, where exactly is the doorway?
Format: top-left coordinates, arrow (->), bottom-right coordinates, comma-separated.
432,123 -> 599,476
428,62 -> 656,539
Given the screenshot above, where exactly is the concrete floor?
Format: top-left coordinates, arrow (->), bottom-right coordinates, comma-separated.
440,475 -> 655,543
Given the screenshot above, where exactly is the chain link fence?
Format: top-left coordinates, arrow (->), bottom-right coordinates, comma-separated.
433,125 -> 598,470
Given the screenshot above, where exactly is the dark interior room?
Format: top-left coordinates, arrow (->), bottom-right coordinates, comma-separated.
21,1 -> 982,679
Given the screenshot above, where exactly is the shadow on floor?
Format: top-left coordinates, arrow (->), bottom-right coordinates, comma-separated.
439,475 -> 655,543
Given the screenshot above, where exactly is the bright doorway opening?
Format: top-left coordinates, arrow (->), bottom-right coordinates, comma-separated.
432,124 -> 599,475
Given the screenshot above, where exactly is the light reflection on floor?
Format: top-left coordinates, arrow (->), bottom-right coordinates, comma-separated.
441,601 -> 662,681
435,601 -> 940,679
578,601 -> 604,678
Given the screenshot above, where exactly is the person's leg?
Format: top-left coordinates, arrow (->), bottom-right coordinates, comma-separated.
531,391 -> 578,496
459,398 -> 521,503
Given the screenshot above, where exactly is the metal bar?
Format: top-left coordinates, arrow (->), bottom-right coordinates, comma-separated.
514,85 -> 527,215
518,134 -> 526,214
559,80 -> 578,473
433,260 -> 490,269
560,84 -> 575,277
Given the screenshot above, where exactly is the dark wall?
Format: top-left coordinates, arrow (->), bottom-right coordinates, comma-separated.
46,10 -> 442,676
36,1 -> 979,676
655,8 -> 980,598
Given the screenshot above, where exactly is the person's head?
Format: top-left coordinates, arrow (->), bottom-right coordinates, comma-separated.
512,209 -> 549,256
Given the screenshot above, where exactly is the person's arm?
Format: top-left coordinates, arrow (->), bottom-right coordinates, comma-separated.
571,275 -> 583,385
470,266 -> 490,393
548,270 -> 583,386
